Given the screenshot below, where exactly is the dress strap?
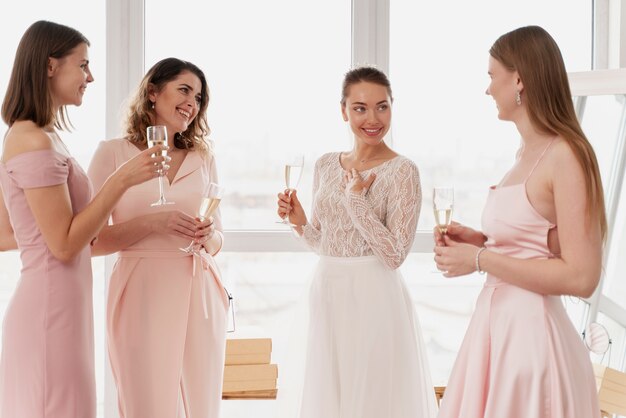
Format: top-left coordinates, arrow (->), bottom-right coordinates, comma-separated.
525,138 -> 556,183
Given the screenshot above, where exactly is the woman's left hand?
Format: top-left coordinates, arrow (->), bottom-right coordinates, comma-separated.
434,235 -> 481,277
345,168 -> 376,195
195,216 -> 216,244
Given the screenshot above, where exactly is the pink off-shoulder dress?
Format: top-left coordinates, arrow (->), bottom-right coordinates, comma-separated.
0,150 -> 96,418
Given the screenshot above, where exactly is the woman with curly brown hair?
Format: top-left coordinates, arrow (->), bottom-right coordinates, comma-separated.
88,57 -> 228,418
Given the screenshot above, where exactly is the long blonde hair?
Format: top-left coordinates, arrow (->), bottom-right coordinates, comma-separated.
125,58 -> 210,154
490,26 -> 607,241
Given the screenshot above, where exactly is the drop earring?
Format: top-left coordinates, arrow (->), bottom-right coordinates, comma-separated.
515,91 -> 522,106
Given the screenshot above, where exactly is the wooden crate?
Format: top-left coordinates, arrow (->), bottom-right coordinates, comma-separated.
593,363 -> 626,416
434,386 -> 446,407
222,389 -> 277,400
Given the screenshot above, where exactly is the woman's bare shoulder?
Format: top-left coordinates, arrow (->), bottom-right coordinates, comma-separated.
2,122 -> 53,162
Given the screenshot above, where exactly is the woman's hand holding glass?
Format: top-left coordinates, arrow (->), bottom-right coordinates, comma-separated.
147,210 -> 208,241
277,154 -> 304,224
113,144 -> 170,189
277,189 -> 307,228
147,125 -> 174,206
180,183 -> 223,254
433,221 -> 488,277
433,221 -> 486,247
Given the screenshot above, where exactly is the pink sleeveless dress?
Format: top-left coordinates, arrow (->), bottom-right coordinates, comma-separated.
0,150 -> 96,418
438,145 -> 600,418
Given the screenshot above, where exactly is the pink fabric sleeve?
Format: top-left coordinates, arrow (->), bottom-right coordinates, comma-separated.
87,140 -> 118,193
206,150 -> 223,234
5,150 -> 69,189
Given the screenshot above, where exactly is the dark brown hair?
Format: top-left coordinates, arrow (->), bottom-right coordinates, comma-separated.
490,25 -> 607,240
341,66 -> 393,105
1,20 -> 90,130
125,57 -> 210,154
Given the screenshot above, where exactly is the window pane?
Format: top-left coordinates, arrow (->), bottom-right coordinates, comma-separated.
390,1 -> 592,230
578,95 -> 625,191
604,138 -> 626,304
579,96 -> 626,307
596,312 -> 626,371
145,1 -> 351,230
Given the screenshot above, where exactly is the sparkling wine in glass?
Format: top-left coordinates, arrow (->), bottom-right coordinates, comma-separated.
433,187 -> 454,234
148,125 -> 174,206
278,154 -> 304,224
180,182 -> 225,253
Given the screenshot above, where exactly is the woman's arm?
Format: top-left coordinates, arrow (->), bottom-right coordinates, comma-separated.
346,159 -> 421,270
6,130 -> 164,263
0,189 -> 17,251
277,156 -> 323,251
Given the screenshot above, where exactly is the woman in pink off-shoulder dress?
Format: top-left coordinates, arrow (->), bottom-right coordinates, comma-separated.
434,26 -> 605,418
0,21 -> 165,418
88,58 -> 227,418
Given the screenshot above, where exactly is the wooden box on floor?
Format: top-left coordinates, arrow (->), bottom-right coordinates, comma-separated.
593,363 -> 626,416
222,338 -> 278,400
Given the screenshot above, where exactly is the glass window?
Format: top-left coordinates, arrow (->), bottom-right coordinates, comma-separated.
596,312 -> 626,371
578,95 -> 625,192
389,0 -> 592,230
604,174 -> 626,304
217,252 -> 317,418
145,0 -> 351,230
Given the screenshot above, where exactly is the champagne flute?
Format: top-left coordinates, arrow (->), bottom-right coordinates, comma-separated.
433,187 -> 454,234
148,125 -> 174,206
180,182 -> 225,253
278,154 -> 304,224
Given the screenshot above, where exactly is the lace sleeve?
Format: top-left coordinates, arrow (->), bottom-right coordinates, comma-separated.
344,159 -> 421,269
299,158 -> 322,252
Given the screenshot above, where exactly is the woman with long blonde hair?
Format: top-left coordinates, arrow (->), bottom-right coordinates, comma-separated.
434,26 -> 604,418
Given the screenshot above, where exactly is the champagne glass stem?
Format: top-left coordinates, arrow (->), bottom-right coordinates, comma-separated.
158,176 -> 165,203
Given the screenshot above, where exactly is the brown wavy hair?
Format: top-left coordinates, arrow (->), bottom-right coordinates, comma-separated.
1,20 -> 90,130
125,58 -> 210,154
490,26 -> 607,241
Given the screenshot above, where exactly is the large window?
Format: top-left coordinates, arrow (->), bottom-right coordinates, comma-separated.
145,0 -> 351,230
389,0 -> 593,230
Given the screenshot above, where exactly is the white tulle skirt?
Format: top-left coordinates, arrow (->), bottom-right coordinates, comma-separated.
279,255 -> 437,418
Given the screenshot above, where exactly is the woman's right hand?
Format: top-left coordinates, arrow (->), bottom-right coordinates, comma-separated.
434,221 -> 486,247
277,189 -> 307,226
113,144 -> 170,189
147,210 -> 201,240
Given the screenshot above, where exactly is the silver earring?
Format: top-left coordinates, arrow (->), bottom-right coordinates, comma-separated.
515,91 -> 522,106
151,102 -> 155,109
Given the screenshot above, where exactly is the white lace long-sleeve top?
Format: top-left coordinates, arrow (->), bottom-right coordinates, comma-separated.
300,152 -> 422,270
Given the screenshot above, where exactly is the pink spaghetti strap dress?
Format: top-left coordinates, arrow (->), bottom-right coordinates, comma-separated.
438,143 -> 600,418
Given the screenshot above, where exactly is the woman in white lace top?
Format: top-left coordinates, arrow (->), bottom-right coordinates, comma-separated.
276,67 -> 437,418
